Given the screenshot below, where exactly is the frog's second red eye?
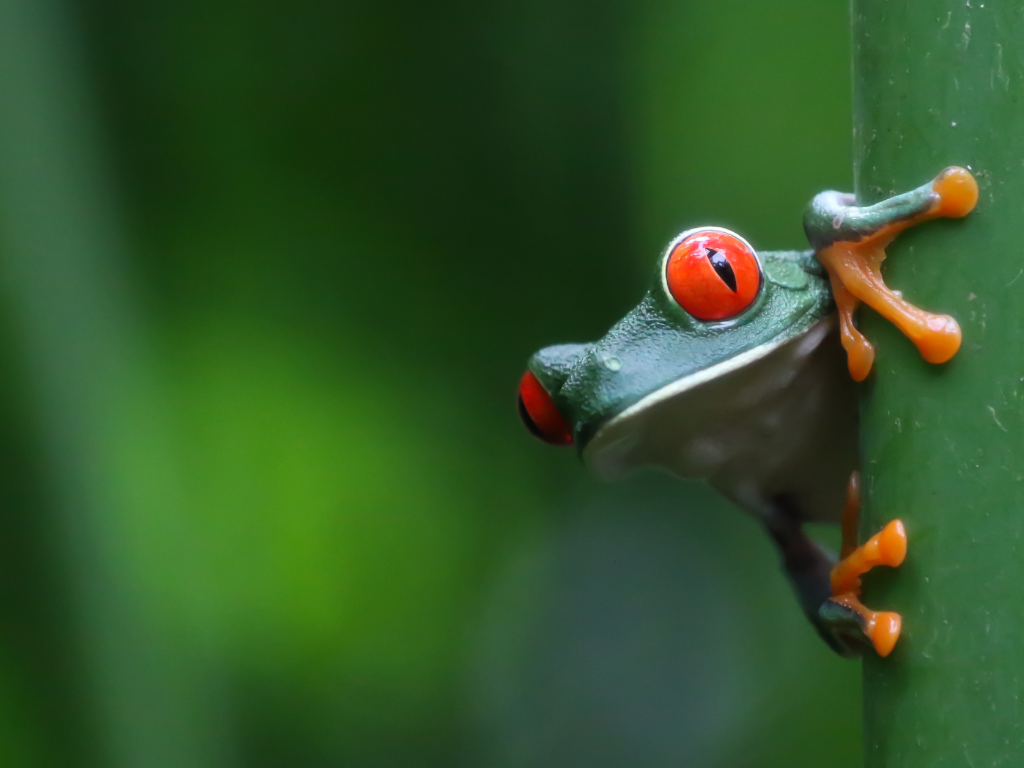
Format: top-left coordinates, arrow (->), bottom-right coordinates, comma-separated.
666,229 -> 762,320
517,371 -> 573,446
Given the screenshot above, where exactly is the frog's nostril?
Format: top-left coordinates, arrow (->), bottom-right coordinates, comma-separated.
517,371 -> 573,446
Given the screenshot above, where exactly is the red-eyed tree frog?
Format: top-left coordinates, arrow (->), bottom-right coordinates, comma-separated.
518,167 -> 977,657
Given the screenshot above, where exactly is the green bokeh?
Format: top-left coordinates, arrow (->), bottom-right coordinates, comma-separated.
0,0 -> 861,765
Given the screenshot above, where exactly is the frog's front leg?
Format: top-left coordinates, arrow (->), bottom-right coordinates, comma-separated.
803,167 -> 978,381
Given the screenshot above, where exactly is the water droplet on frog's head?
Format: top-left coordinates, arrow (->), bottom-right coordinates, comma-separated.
601,354 -> 622,372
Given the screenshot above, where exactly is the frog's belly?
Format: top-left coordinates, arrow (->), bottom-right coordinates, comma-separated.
582,318 -> 858,523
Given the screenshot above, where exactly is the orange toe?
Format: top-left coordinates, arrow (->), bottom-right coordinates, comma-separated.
876,519 -> 907,568
932,166 -> 978,218
831,593 -> 904,658
847,341 -> 875,382
916,315 -> 962,365
868,610 -> 902,658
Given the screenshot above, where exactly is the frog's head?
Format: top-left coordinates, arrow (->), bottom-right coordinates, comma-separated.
517,227 -> 836,478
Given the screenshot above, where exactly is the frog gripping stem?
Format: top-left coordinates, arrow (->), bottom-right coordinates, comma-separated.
803,167 -> 979,381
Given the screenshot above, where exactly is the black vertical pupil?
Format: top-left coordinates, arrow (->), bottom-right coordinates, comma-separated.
705,248 -> 737,292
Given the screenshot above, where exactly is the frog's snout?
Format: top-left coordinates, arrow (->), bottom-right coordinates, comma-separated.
517,370 -> 573,446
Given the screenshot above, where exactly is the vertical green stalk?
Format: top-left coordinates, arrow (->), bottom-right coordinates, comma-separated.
854,3 -> 1024,766
0,0 -> 223,765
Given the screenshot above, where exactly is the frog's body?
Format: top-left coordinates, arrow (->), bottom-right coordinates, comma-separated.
518,168 -> 978,656
581,270 -> 856,527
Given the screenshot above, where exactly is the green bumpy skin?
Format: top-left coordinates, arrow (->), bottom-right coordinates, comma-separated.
528,247 -> 833,451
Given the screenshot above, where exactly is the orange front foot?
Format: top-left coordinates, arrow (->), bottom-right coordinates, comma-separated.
807,167 -> 977,380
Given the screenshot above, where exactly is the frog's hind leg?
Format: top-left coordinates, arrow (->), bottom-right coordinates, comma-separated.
802,167 -> 978,380
759,497 -> 851,656
759,475 -> 909,657
823,473 -> 908,657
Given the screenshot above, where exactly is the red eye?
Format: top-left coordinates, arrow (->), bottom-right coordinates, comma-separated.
666,229 -> 762,320
517,371 -> 573,446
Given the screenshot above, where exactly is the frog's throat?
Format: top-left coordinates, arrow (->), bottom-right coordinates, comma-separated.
585,314 -> 836,453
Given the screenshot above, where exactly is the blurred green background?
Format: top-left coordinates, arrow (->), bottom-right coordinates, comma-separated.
0,0 -> 861,765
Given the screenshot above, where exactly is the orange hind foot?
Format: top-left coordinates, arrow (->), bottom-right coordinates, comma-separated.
819,474 -> 907,657
831,518 -> 907,596
829,515 -> 908,657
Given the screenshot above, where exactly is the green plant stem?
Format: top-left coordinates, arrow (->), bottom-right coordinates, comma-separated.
854,3 -> 1024,766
